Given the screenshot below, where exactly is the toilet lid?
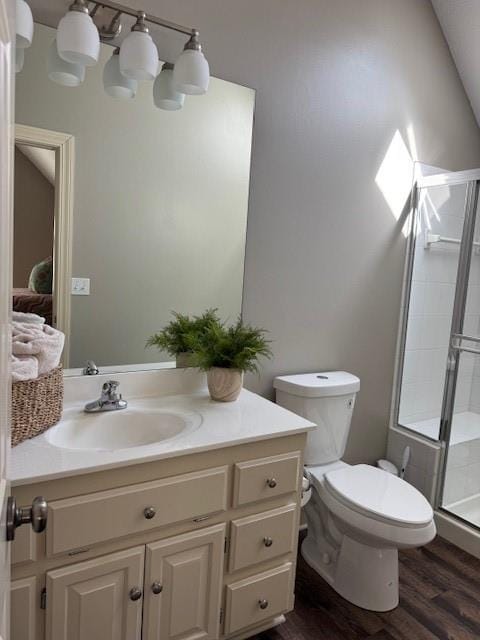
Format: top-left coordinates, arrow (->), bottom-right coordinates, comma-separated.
324,464 -> 433,526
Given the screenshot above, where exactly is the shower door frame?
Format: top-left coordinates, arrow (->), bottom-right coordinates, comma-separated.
394,168 -> 480,519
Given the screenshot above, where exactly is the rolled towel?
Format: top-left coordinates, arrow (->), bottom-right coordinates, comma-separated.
12,322 -> 65,376
11,354 -> 39,382
12,311 -> 45,324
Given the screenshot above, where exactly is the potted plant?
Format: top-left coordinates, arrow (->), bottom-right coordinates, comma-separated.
190,317 -> 272,402
146,309 -> 219,368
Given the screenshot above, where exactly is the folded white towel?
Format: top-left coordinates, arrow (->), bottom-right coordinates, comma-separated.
12,311 -> 45,324
12,322 -> 65,377
11,354 -> 39,382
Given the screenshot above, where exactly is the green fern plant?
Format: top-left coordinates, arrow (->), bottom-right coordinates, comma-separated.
146,309 -> 220,357
189,318 -> 272,373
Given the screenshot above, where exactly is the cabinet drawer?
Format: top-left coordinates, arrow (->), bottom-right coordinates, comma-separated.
224,563 -> 294,635
229,503 -> 297,572
233,452 -> 300,506
47,466 -> 228,556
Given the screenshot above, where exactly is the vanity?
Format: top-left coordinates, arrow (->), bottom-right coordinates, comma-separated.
9,15 -> 311,640
10,369 -> 314,640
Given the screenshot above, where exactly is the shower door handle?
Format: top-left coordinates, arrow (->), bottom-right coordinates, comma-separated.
451,333 -> 480,356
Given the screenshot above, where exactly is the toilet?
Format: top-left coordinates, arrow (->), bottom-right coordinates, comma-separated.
274,371 -> 436,612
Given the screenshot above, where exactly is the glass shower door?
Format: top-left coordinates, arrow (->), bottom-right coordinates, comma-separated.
397,179 -> 472,440
441,185 -> 480,528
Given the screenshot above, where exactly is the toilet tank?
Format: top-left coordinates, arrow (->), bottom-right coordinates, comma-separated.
274,371 -> 360,465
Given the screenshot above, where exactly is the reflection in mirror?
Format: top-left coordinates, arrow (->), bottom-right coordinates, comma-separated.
13,143 -> 55,328
15,23 -> 255,374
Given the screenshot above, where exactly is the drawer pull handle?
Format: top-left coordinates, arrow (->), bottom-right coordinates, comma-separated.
151,582 -> 163,595
263,536 -> 273,547
258,599 -> 269,610
129,587 -> 142,601
266,478 -> 277,488
144,506 -> 156,520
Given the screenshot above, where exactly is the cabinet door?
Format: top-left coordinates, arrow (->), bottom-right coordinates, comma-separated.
11,577 -> 37,640
144,523 -> 225,640
46,546 -> 144,640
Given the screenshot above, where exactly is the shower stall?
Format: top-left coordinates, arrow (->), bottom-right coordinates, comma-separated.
393,167 -> 480,535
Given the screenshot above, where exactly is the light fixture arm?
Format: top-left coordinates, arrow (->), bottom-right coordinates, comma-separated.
183,31 -> 202,52
87,0 -> 197,37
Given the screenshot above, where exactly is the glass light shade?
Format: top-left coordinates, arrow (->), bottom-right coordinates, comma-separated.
15,0 -> 33,48
153,67 -> 185,111
119,31 -> 158,81
15,47 -> 24,73
48,40 -> 85,87
57,10 -> 100,67
103,53 -> 137,99
173,49 -> 209,95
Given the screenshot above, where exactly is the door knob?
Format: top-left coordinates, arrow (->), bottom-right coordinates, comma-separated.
6,496 -> 47,541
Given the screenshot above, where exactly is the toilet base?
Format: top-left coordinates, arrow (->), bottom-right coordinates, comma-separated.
301,534 -> 399,612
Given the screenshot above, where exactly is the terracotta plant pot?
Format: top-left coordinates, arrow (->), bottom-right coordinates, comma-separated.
176,352 -> 195,368
207,367 -> 244,402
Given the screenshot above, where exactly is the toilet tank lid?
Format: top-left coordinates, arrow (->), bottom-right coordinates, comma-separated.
274,371 -> 360,398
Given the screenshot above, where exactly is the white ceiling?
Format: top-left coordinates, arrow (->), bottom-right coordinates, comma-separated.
431,0 -> 480,127
17,144 -> 55,185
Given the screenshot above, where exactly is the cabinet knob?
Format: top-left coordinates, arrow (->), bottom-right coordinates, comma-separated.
263,536 -> 273,547
129,587 -> 142,601
144,506 -> 156,520
266,478 -> 277,488
258,599 -> 269,610
151,582 -> 163,595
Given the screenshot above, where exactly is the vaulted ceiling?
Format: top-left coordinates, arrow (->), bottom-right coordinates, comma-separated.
431,0 -> 480,127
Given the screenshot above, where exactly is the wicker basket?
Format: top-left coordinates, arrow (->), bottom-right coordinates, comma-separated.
11,365 -> 64,447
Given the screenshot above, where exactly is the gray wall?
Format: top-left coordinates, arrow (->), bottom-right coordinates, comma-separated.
137,0 -> 480,463
13,147 -> 54,288
16,23 -> 254,368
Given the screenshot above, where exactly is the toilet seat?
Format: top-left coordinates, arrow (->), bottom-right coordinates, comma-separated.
309,463 -> 433,528
325,464 -> 433,526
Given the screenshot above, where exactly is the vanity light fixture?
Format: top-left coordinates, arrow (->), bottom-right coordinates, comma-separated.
47,39 -> 86,87
173,31 -> 210,95
56,0 -> 100,67
28,0 -> 210,107
119,12 -> 158,82
15,48 -> 25,73
153,63 -> 185,111
15,0 -> 34,48
103,48 -> 137,99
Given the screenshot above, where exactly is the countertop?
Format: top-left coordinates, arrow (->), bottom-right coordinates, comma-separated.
11,387 -> 315,486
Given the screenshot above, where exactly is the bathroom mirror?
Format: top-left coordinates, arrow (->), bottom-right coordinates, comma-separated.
14,22 -> 254,373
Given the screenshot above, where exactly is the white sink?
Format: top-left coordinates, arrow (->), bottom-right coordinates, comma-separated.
45,401 -> 202,451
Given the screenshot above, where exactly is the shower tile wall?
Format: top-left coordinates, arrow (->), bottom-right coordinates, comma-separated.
399,184 -> 480,429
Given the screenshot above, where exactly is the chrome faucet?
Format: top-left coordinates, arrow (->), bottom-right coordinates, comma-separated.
84,380 -> 128,413
83,360 -> 99,375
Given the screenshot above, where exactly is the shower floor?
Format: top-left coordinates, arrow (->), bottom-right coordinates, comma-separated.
405,410 -> 480,444
446,494 -> 480,528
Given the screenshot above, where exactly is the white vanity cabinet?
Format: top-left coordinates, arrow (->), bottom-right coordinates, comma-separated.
46,546 -> 145,640
11,433 -> 306,640
143,524 -> 225,640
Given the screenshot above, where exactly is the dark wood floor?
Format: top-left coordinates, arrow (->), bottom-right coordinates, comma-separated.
252,535 -> 480,640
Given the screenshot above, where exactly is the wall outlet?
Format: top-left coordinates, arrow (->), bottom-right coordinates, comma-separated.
71,277 -> 90,296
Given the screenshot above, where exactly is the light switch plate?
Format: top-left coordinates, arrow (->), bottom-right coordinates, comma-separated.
71,277 -> 90,295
